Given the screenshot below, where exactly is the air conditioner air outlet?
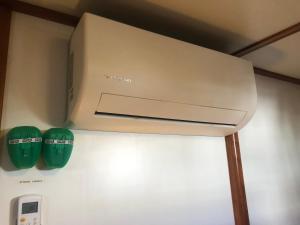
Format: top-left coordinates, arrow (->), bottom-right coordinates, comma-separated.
96,93 -> 246,126
95,112 -> 236,128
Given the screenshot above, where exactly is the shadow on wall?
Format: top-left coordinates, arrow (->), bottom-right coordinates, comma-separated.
27,0 -> 257,53
243,45 -> 287,69
0,130 -> 17,171
45,37 -> 69,127
18,37 -> 69,128
10,196 -> 18,225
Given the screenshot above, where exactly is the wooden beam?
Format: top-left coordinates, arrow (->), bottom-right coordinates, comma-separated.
0,0 -> 79,26
254,67 -> 300,85
0,5 -> 11,128
225,133 -> 250,225
232,22 -> 300,57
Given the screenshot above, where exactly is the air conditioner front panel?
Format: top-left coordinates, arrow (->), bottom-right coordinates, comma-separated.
84,14 -> 256,112
96,93 -> 246,125
68,13 -> 257,136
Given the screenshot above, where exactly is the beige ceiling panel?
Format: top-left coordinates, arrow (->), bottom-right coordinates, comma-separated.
243,32 -> 300,79
20,0 -> 300,53
146,0 -> 300,45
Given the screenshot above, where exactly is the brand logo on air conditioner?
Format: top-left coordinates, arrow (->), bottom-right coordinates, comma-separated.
104,75 -> 132,84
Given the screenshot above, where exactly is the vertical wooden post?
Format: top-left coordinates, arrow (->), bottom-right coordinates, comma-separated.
225,133 -> 250,225
0,5 -> 11,128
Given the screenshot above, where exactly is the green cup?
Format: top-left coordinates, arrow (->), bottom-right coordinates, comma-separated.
7,126 -> 42,169
43,128 -> 74,169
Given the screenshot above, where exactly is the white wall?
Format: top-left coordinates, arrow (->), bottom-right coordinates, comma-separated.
0,13 -> 234,225
3,11 -> 300,225
239,75 -> 300,225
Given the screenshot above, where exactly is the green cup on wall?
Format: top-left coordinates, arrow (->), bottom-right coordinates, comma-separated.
43,128 -> 74,169
7,126 -> 42,169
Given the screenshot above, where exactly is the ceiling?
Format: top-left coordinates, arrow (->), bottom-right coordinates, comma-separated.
243,32 -> 300,79
19,0 -> 300,79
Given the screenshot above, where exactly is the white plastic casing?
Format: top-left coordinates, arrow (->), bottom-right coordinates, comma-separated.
68,13 -> 257,136
17,195 -> 42,225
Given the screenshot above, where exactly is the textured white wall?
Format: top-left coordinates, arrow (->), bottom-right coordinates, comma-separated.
0,13 -> 234,225
239,75 -> 300,225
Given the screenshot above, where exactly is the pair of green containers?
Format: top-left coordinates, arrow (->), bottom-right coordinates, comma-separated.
7,126 -> 74,169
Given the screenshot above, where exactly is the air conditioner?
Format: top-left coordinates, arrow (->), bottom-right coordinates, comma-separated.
67,13 -> 257,136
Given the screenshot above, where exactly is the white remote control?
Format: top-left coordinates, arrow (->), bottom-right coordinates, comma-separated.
16,195 -> 42,225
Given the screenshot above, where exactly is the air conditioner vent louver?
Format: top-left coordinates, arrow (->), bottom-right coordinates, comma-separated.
95,112 -> 237,128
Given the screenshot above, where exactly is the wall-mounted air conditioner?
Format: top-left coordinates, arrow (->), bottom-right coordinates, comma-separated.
67,13 -> 257,136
